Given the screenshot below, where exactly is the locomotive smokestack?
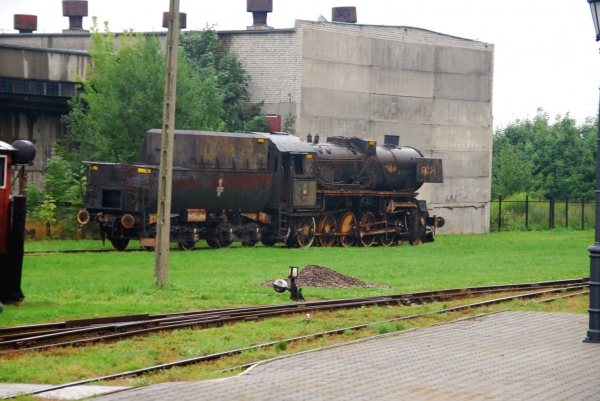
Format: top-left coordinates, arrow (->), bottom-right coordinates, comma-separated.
162,12 -> 187,29
62,0 -> 89,33
247,0 -> 273,30
332,7 -> 357,23
14,15 -> 37,34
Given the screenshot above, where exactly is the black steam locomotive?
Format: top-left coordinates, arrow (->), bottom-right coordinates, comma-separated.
77,130 -> 445,250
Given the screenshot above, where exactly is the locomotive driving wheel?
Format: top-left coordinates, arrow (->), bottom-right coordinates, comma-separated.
178,241 -> 196,251
378,216 -> 396,247
296,217 -> 316,248
338,212 -> 357,248
317,213 -> 337,247
358,211 -> 377,247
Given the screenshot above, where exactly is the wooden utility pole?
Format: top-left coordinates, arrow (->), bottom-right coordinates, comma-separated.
154,0 -> 180,286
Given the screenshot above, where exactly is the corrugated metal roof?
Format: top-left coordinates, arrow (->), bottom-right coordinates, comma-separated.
262,133 -> 316,153
0,141 -> 17,154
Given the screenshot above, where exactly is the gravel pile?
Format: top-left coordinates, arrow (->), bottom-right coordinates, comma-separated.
258,264 -> 390,289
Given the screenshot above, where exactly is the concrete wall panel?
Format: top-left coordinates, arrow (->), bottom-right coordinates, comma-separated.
370,95 -> 433,124
371,39 -> 435,72
432,150 -> 489,178
430,205 -> 486,234
368,121 -> 433,152
371,67 -> 434,98
431,99 -> 492,127
300,116 -> 369,138
303,59 -> 370,93
434,73 -> 491,102
303,28 -> 371,65
428,176 -> 492,204
435,47 -> 493,75
302,87 -> 370,120
432,125 -> 492,152
0,48 -> 87,81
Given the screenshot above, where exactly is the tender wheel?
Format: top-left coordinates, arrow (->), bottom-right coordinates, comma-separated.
261,237 -> 277,246
409,238 -> 422,246
317,213 -> 337,247
338,212 -> 357,248
206,238 -> 222,249
178,241 -> 195,251
109,238 -> 129,251
242,240 -> 258,248
296,217 -> 316,248
216,222 -> 233,248
358,211 -> 376,247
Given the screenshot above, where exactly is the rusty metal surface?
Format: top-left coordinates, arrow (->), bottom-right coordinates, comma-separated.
317,189 -> 416,196
162,12 -> 187,29
247,0 -> 273,12
332,7 -> 357,23
13,15 -> 37,32
62,1 -> 88,16
263,133 -> 316,154
416,158 -> 443,183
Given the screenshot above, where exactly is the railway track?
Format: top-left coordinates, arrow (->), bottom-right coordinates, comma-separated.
2,284 -> 589,401
0,278 -> 589,355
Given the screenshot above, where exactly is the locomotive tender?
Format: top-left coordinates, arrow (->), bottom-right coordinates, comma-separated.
77,130 -> 445,250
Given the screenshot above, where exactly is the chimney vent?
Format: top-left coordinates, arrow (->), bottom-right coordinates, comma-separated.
14,15 -> 37,34
332,7 -> 357,23
247,0 -> 274,30
162,12 -> 187,29
62,1 -> 88,33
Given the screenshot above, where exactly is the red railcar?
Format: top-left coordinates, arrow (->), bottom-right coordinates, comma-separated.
0,140 -> 35,306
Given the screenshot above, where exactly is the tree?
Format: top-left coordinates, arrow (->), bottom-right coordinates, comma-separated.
492,109 -> 597,199
63,19 -> 225,164
180,27 -> 267,133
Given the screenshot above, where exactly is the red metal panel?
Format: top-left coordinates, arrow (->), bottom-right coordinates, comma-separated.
266,115 -> 281,132
162,12 -> 187,29
14,15 -> 37,31
332,7 -> 357,23
247,0 -> 273,12
0,155 -> 11,252
62,1 -> 88,16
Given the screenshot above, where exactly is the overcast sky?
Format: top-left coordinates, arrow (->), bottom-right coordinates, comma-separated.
1,0 -> 599,129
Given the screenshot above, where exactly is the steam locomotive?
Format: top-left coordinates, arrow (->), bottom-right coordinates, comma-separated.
77,130 -> 445,250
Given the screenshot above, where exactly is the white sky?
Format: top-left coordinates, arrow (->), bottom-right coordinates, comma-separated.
1,0 -> 599,129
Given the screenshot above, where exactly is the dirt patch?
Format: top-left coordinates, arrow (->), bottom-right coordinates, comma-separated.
258,265 -> 391,289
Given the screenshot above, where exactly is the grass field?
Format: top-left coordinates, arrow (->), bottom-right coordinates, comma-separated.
0,230 -> 592,388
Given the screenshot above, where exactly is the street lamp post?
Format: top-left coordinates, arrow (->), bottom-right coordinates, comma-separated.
585,0 -> 600,343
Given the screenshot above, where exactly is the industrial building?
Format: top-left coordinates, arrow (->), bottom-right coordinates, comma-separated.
0,2 -> 494,234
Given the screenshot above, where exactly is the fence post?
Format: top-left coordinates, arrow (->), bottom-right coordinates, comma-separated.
498,195 -> 502,232
549,191 -> 555,229
583,197 -> 586,230
525,195 -> 529,230
566,197 -> 569,229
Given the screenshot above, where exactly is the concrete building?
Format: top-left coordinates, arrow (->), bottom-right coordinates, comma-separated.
0,12 -> 494,234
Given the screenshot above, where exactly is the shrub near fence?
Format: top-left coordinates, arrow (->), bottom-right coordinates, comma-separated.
490,193 -> 596,231
25,204 -> 98,240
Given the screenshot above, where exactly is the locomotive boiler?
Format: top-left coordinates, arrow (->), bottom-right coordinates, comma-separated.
77,130 -> 445,250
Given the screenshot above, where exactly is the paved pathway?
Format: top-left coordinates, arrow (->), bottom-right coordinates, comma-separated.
91,311 -> 600,401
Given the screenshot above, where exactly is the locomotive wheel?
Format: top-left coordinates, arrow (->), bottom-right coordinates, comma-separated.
317,213 -> 337,247
242,240 -> 258,248
109,238 -> 129,251
358,211 -> 377,247
379,231 -> 396,247
178,241 -> 195,251
409,238 -> 422,246
338,212 -> 357,248
295,217 -> 316,248
216,223 -> 233,248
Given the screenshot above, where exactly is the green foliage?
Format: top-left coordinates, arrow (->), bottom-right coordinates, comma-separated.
32,195 -> 57,225
245,115 -> 271,133
282,111 -> 297,134
493,109 -> 597,199
63,20 -> 225,163
180,27 -> 264,133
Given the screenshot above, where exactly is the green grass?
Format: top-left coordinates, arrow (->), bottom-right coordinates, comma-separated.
5,230 -> 591,326
0,230 -> 593,387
